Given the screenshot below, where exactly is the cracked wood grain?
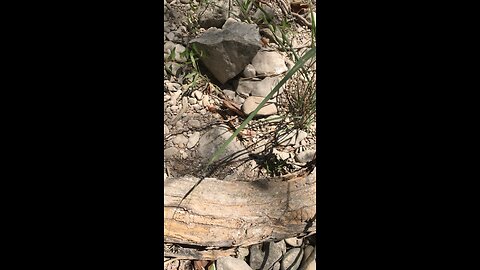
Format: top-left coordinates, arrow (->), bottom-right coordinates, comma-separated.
164,169 -> 316,251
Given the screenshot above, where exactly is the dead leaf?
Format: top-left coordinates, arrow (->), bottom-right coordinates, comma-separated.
193,260 -> 209,270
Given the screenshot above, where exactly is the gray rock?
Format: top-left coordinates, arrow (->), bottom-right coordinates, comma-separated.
166,32 -> 175,41
243,64 -> 256,78
164,124 -> 169,136
164,147 -> 178,159
216,256 -> 252,270
187,119 -> 202,129
173,134 -> 188,147
278,130 -> 296,146
251,76 -> 282,97
193,90 -> 203,100
237,247 -> 249,260
285,237 -> 303,247
302,260 -> 316,270
173,44 -> 187,62
223,89 -> 236,100
233,95 -> 245,105
196,126 -> 248,163
253,5 -> 275,23
202,95 -> 210,106
281,248 -> 303,270
187,131 -> 200,149
236,76 -> 282,98
249,241 -> 286,270
242,96 -> 277,116
188,97 -> 197,105
295,149 -> 316,163
260,27 -> 284,44
190,19 -> 261,84
235,78 -> 261,96
170,91 -> 182,106
164,41 -> 176,52
301,245 -> 315,266
272,262 -> 281,270
198,0 -> 228,29
251,50 -> 288,76
179,0 -> 190,4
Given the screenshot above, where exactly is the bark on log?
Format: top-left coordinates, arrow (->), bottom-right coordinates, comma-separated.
164,168 -> 316,251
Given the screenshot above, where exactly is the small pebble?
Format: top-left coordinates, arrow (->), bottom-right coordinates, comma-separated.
202,95 -> 210,106
193,90 -> 203,100
188,97 -> 197,105
285,237 -> 303,247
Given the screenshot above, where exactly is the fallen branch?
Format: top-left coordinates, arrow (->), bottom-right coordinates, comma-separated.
164,168 -> 316,256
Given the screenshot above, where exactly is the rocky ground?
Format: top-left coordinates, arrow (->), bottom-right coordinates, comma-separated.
164,0 -> 316,269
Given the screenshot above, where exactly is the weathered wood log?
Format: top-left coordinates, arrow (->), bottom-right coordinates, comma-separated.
164,168 -> 316,253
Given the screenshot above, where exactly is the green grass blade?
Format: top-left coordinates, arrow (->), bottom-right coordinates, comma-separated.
207,47 -> 316,166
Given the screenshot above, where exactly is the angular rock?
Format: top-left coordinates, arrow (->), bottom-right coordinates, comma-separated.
242,96 -> 277,116
216,256 -> 252,270
251,50 -> 288,76
280,248 -> 303,270
190,19 -> 261,84
198,0 -> 228,29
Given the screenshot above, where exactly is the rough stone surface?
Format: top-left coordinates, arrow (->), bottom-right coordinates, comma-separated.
249,240 -> 286,270
295,149 -> 316,163
223,89 -> 236,100
216,256 -> 253,270
242,96 -> 277,116
187,119 -> 202,129
302,245 -> 315,266
187,131 -> 200,149
243,64 -> 256,78
285,237 -> 303,247
198,0 -> 228,29
281,248 -> 303,270
197,126 -> 248,163
190,19 -> 261,84
173,134 -> 188,147
236,76 -> 283,98
164,147 -> 178,159
251,50 -> 288,76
